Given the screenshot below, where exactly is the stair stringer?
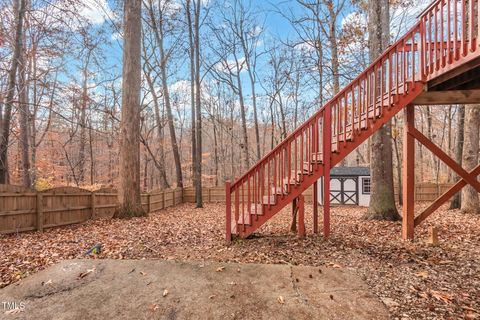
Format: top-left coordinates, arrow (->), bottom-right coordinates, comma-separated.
237,81 -> 426,239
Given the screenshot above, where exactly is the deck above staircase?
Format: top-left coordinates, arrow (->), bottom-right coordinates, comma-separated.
226,0 -> 480,241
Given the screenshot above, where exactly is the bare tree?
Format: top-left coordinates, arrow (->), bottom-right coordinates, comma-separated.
0,0 -> 26,183
461,105 -> 480,213
18,2 -> 31,187
146,0 -> 184,188
115,0 -> 145,217
364,0 -> 400,221
450,105 -> 465,209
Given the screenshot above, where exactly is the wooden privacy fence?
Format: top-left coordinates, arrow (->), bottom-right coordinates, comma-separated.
0,186 -> 182,235
1,183 -> 455,234
183,186 -> 317,203
184,183 -> 456,203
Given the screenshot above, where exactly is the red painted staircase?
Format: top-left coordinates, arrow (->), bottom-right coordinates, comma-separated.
226,0 -> 480,241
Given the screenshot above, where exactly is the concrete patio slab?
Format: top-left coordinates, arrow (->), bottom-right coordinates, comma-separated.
0,259 -> 388,320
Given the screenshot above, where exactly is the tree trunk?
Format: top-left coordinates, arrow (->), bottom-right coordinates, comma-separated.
236,73 -> 250,170
143,62 -> 169,188
18,33 -> 31,187
364,0 -> 400,221
194,0 -> 203,208
155,5 -> 183,189
186,0 -> 197,191
450,105 -> 465,209
88,124 -> 95,185
0,0 -> 26,183
460,105 -> 480,214
114,0 -> 145,218
78,55 -> 90,185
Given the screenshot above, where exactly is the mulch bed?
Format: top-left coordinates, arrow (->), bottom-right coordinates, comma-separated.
1,203 -> 479,319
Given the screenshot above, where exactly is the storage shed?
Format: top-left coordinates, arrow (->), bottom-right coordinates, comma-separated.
318,167 -> 371,206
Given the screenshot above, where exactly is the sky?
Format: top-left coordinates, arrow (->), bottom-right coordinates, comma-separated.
62,0 -> 430,116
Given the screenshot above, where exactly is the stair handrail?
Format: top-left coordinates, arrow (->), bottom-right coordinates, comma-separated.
228,20 -> 423,191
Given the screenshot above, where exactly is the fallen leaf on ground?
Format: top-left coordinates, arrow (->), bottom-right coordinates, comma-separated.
79,268 -> 95,278
149,304 -> 159,312
42,279 -> 52,286
416,271 -> 429,279
431,290 -> 453,304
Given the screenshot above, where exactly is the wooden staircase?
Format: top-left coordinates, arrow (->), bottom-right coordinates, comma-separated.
226,0 -> 480,241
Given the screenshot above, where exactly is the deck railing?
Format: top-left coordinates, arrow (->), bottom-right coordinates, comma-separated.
226,0 -> 480,239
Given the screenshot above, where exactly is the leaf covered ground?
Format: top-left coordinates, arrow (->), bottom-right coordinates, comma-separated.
1,203 -> 479,319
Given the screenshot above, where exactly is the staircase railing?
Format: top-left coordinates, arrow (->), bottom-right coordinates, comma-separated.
420,0 -> 480,81
226,0 -> 479,240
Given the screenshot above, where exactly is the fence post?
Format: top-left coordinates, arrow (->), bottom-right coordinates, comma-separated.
91,192 -> 96,219
208,188 -> 211,202
36,193 -> 44,232
147,193 -> 151,213
162,190 -> 166,209
173,189 -> 176,206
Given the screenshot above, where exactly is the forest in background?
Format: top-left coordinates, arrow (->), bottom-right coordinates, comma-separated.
0,0 -> 473,195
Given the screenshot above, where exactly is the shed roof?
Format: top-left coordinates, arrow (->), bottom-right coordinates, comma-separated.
330,166 -> 370,176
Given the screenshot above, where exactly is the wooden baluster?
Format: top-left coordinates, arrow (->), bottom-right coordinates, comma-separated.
343,94 -> 347,147
461,0 -> 466,56
286,141 -> 295,191
447,0 -> 452,64
403,39 -> 407,93
351,86 -> 355,139
226,182 -> 231,242
388,51 -> 393,105
478,0 -> 480,50
380,61 -> 385,116
300,129 -> 303,182
440,0 -> 445,67
295,136 -> 299,181
469,0 -> 475,52
395,48 -> 400,99
314,118 -> 319,168
435,3 -> 439,71
247,177 -> 251,223
412,31 -> 416,83
253,172 -> 257,220
241,183 -> 245,230
454,0 -> 458,60
366,75 -> 370,129
268,160 -> 271,208
428,12 -> 434,73
373,65 -> 378,119
273,155 -> 277,197
235,187 -> 239,234
335,103 -> 340,149
420,18 -> 427,80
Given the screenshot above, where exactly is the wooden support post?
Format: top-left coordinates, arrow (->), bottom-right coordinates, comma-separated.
313,181 -> 318,234
323,106 -> 332,238
172,189 -> 176,206
298,195 -> 306,238
91,192 -> 96,219
290,198 -> 297,232
226,181 -> 232,243
162,190 -> 166,209
36,193 -> 44,232
402,104 -> 415,240
427,226 -> 439,246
